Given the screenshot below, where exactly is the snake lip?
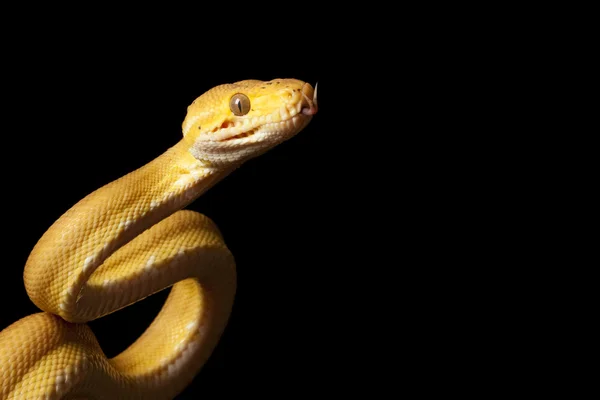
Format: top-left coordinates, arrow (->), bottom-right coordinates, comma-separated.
301,82 -> 318,115
222,128 -> 257,141
301,105 -> 318,115
220,112 -> 309,142
300,97 -> 318,116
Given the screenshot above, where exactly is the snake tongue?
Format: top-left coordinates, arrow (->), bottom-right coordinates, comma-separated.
301,82 -> 318,115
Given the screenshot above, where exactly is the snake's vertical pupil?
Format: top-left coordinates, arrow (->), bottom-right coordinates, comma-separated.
229,93 -> 251,116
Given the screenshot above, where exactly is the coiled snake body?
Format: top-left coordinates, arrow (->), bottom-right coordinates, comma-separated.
0,79 -> 317,399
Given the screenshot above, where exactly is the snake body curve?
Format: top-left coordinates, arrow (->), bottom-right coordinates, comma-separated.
0,78 -> 317,399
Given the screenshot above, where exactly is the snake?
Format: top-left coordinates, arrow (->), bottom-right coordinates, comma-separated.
0,78 -> 318,399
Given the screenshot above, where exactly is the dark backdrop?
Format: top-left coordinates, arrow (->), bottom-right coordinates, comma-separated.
0,35 -> 345,398
0,14 -> 523,399
0,13 -> 494,398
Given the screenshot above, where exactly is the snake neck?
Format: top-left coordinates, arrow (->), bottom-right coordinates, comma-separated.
24,139 -> 235,320
141,139 -> 236,208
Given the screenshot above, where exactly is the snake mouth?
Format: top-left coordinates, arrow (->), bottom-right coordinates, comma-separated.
223,129 -> 257,141
219,112 -> 309,142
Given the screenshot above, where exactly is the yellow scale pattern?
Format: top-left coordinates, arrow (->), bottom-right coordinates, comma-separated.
0,78 -> 316,399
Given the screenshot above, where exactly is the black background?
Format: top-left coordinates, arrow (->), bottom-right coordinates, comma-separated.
0,10 -> 520,398
0,28 -> 354,398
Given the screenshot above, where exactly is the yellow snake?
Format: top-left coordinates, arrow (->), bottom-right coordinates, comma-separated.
0,78 -> 317,399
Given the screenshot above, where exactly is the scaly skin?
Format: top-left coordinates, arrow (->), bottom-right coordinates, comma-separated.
0,79 -> 317,399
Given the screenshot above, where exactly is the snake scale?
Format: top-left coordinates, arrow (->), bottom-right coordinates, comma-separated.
0,78 -> 317,399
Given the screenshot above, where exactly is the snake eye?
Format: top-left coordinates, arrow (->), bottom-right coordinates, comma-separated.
229,93 -> 251,116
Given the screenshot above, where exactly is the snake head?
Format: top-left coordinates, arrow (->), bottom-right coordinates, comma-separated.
182,78 -> 317,167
